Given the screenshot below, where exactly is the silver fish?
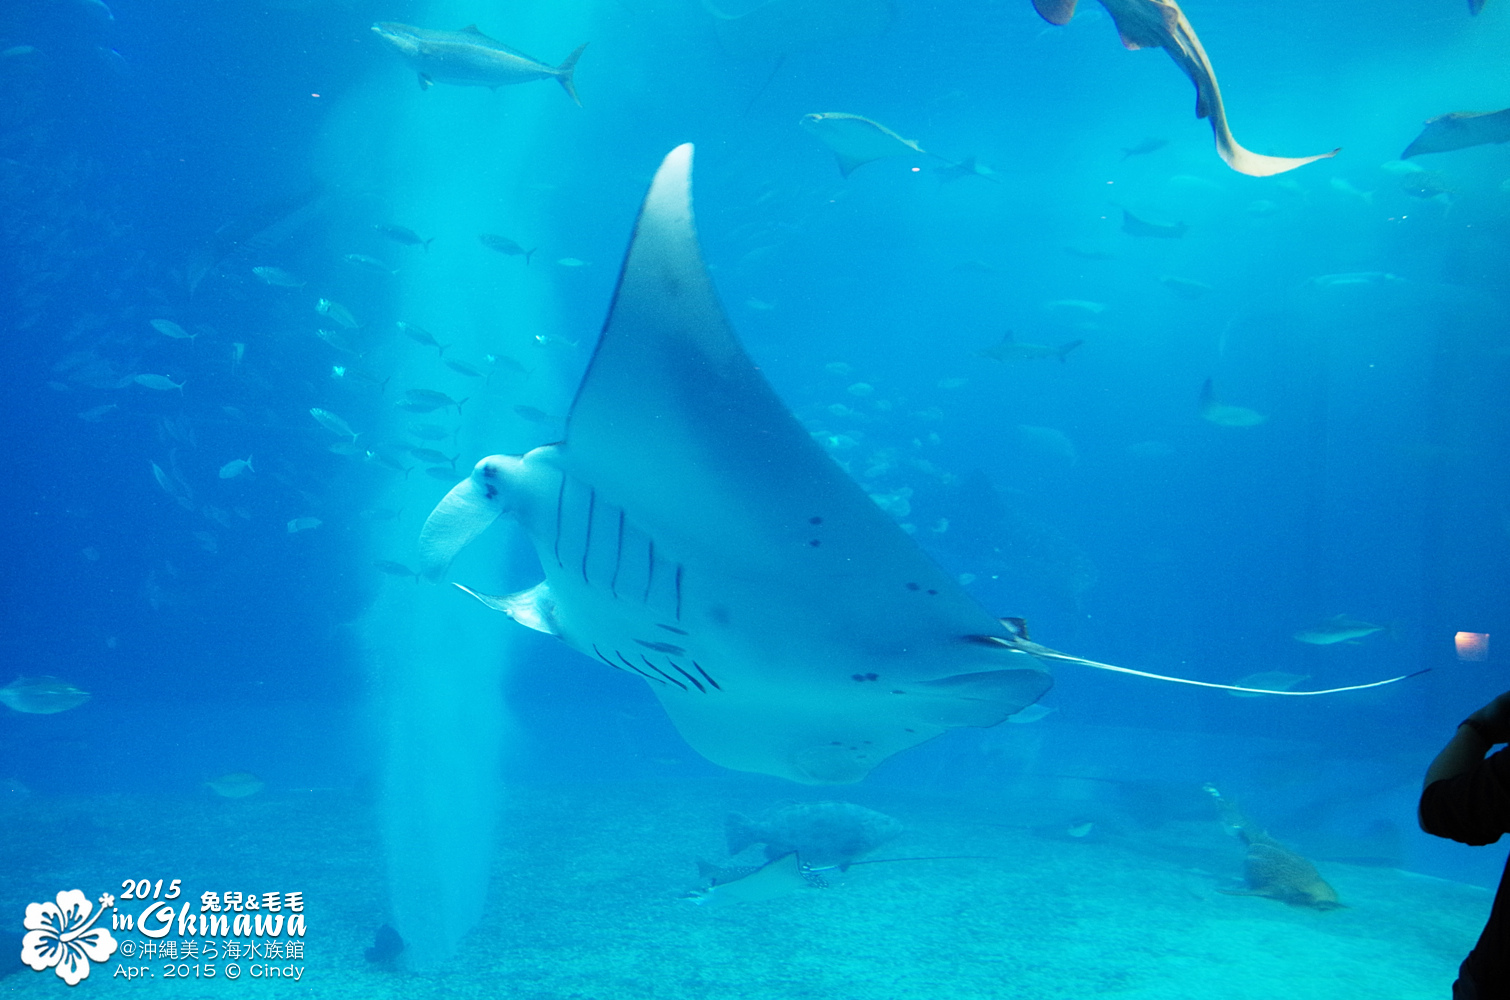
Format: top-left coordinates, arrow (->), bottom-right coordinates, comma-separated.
134,374 -> 186,392
479,233 -> 536,263
150,319 -> 195,341
316,298 -> 361,329
371,22 -> 587,105
397,321 -> 446,355
251,266 -> 304,287
375,224 -> 433,250
218,455 -> 255,479
309,407 -> 359,441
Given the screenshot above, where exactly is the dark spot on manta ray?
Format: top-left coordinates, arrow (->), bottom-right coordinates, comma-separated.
484,484 -> 498,500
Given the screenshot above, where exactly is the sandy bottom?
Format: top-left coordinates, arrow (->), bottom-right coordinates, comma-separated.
0,779 -> 1490,999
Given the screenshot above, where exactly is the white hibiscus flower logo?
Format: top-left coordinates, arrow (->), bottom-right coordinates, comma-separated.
22,890 -> 117,986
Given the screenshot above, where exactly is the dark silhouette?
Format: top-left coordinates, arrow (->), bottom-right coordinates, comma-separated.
1420,692 -> 1510,999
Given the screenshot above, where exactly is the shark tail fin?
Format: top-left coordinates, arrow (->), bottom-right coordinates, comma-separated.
1057,340 -> 1084,362
556,43 -> 588,106
1198,377 -> 1217,414
724,813 -> 762,856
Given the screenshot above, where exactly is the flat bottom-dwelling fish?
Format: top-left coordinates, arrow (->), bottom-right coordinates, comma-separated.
1205,784 -> 1343,910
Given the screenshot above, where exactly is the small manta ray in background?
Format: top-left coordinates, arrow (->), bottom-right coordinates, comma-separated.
1121,208 -> 1187,239
978,330 -> 1083,363
0,676 -> 90,714
1198,378 -> 1266,427
934,155 -> 1001,183
1205,784 -> 1344,910
1030,0 -> 1338,176
1401,108 -> 1510,159
418,147 -> 1429,786
800,113 -> 927,177
371,22 -> 587,105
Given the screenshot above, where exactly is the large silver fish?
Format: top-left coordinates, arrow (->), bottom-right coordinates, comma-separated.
371,22 -> 587,105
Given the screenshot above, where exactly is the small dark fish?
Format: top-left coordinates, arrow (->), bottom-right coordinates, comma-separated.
315,328 -> 362,356
1121,208 -> 1188,239
408,447 -> 456,467
513,405 -> 554,423
374,560 -> 420,581
408,423 -> 453,442
374,224 -> 434,251
492,354 -> 531,376
479,233 -> 536,264
398,389 -> 465,414
1121,136 -> 1168,159
442,357 -> 487,378
397,322 -> 446,355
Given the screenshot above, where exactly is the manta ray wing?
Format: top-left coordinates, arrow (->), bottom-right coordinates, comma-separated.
421,145 -> 1052,784
1402,109 -> 1510,158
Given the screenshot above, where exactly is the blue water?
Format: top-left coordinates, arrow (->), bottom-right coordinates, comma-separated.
1,0 -> 1508,992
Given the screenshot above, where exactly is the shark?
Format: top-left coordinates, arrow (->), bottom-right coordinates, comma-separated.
1401,108 -> 1510,159
418,146 -> 1428,785
1030,0 -> 1338,177
371,22 -> 587,105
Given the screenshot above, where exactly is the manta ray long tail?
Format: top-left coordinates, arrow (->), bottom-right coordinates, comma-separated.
1029,648 -> 1430,696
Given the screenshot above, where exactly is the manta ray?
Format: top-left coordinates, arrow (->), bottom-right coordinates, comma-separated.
1031,0 -> 1338,177
419,146 -> 1424,785
1401,108 -> 1510,158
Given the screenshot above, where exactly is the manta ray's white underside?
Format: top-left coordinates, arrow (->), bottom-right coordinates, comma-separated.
418,145 -> 1053,784
419,145 -> 1421,783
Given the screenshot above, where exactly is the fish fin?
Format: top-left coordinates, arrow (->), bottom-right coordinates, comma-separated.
910,669 -> 1055,727
556,43 -> 588,106
453,582 -> 558,635
423,238 -> 434,251
417,456 -> 515,579
1199,377 -> 1217,414
835,154 -> 870,178
417,73 -> 432,91
1032,0 -> 1079,25
460,23 -> 484,33
724,812 -> 761,855
1057,340 -> 1084,361
525,248 -> 536,265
